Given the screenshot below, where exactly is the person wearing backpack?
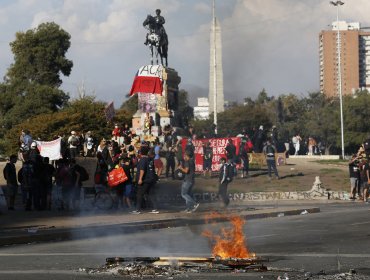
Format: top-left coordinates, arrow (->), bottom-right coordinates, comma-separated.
131,146 -> 159,214
263,139 -> 280,180
3,155 -> 18,210
218,157 -> 233,207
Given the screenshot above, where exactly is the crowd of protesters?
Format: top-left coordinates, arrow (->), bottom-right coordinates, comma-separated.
348,138 -> 370,203
3,123 -> 369,212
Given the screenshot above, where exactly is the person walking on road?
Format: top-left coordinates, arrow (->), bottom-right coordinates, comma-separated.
177,150 -> 199,213
218,157 -> 234,207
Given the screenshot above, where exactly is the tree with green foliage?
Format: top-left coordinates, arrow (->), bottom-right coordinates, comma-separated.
0,22 -> 72,131
120,94 -> 138,117
343,90 -> 370,153
2,96 -> 111,153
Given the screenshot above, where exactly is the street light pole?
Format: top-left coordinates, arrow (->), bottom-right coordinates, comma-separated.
330,0 -> 345,159
212,0 -> 218,135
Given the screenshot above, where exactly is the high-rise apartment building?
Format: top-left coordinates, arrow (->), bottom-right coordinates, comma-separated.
319,21 -> 370,97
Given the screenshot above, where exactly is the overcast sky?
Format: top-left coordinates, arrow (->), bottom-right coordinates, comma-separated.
0,0 -> 369,107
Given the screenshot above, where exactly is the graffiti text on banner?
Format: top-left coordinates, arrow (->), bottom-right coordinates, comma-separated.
181,137 -> 241,172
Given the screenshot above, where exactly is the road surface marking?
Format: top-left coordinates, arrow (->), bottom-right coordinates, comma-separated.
350,221 -> 370,226
259,253 -> 370,258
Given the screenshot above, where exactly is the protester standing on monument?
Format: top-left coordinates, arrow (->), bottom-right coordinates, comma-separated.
3,155 -> 18,210
177,150 -> 199,213
263,138 -> 280,180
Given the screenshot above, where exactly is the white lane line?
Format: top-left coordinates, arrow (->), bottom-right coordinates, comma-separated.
0,253 -> 112,256
350,221 -> 370,226
0,270 -> 80,274
259,253 -> 370,258
248,234 -> 278,239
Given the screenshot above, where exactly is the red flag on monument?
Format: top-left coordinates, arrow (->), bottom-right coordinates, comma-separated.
129,65 -> 163,96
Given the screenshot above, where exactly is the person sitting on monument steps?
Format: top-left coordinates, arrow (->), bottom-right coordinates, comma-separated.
263,138 -> 280,180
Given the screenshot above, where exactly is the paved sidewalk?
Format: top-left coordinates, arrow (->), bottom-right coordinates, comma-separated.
0,200 -> 325,247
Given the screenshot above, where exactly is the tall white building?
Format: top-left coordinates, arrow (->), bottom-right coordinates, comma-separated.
208,10 -> 224,115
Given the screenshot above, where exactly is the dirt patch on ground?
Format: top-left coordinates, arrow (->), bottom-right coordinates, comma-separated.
0,157 -> 349,193
191,157 -> 349,194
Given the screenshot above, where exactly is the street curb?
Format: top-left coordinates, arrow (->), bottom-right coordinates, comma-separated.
0,207 -> 320,246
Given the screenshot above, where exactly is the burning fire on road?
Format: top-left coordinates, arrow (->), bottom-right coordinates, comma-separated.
82,212 -> 267,278
202,212 -> 255,259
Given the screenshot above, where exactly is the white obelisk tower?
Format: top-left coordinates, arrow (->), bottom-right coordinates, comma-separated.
209,0 -> 224,133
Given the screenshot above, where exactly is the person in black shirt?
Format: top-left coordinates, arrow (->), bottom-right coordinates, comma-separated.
218,157 -> 233,207
203,141 -> 213,177
225,139 -> 236,164
349,154 -> 361,199
359,159 -> 370,203
41,157 -> 55,210
131,146 -> 158,214
3,155 -> 18,210
120,153 -> 133,209
263,139 -> 280,180
165,143 -> 176,179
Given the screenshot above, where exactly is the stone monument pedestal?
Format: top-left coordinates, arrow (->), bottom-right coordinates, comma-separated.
131,66 -> 181,136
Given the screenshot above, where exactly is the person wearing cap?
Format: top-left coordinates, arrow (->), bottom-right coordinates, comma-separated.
68,131 -> 80,159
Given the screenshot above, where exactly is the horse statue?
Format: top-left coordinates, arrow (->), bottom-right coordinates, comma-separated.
143,14 -> 168,67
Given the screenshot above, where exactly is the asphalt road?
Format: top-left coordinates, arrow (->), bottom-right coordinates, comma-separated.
1,202 -> 370,279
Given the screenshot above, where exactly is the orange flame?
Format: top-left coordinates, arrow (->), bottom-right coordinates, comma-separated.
202,213 -> 254,259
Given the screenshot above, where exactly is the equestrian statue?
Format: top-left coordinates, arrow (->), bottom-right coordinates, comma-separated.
143,9 -> 168,67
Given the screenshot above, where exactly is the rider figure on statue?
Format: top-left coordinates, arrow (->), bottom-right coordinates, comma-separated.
144,9 -> 168,45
